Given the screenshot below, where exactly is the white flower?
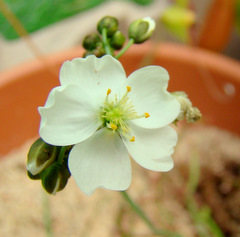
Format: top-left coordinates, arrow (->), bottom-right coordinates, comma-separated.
39,55 -> 180,195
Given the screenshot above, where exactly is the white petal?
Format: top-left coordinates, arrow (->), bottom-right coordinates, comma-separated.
39,85 -> 102,146
127,66 -> 180,128
122,123 -> 177,171
68,127 -> 131,195
60,55 -> 127,103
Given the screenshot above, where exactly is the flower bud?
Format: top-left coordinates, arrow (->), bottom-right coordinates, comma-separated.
82,33 -> 101,50
97,16 -> 118,36
128,17 -> 156,44
41,163 -> 71,195
27,138 -> 57,176
27,170 -> 42,180
83,45 -> 106,58
110,31 -> 126,49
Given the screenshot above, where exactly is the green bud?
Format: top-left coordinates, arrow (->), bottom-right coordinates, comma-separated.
82,33 -> 101,50
97,16 -> 118,36
41,163 -> 71,195
27,170 -> 42,180
27,138 -> 57,176
128,17 -> 156,44
110,31 -> 126,50
83,43 -> 106,58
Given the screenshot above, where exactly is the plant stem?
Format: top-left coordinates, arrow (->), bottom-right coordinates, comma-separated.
186,152 -> 224,237
58,146 -> 68,163
101,27 -> 112,55
42,191 -> 54,237
121,191 -> 182,237
115,38 -> 134,59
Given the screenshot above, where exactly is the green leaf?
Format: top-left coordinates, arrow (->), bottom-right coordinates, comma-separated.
0,0 -> 106,40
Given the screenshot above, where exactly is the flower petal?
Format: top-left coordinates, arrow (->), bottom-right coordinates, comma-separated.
127,66 -> 180,128
39,85 -> 102,146
60,55 -> 127,103
122,123 -> 177,171
68,127 -> 132,195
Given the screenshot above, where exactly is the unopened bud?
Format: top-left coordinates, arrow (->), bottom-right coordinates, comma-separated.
41,163 -> 70,195
110,31 -> 126,49
97,16 -> 118,36
27,138 -> 57,176
128,17 -> 156,44
27,170 -> 42,180
82,33 -> 101,50
83,45 -> 106,58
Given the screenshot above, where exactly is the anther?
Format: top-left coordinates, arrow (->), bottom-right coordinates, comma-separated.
145,112 -> 150,118
110,124 -> 117,130
127,86 -> 131,92
107,89 -> 111,95
130,136 -> 135,142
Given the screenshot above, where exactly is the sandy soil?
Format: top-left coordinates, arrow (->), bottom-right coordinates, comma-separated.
0,125 -> 240,237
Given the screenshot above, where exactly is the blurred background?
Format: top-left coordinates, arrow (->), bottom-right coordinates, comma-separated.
0,0 -> 240,70
0,1 -> 240,237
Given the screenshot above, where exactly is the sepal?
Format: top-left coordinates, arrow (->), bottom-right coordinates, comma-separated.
128,17 -> 155,44
27,138 -> 57,176
41,162 -> 71,195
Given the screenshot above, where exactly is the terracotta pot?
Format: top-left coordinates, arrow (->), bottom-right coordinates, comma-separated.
0,42 -> 240,157
197,0 -> 235,51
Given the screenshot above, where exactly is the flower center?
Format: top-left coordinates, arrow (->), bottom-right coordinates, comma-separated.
100,86 -> 150,142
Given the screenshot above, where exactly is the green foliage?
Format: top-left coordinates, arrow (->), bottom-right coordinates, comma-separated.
129,0 -> 154,5
0,0 -> 154,40
0,0 -> 105,39
186,152 -> 225,237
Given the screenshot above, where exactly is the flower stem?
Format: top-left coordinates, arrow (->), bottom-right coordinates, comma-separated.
115,38 -> 134,59
102,28 -> 113,55
58,146 -> 68,163
121,191 -> 182,237
42,191 -> 54,237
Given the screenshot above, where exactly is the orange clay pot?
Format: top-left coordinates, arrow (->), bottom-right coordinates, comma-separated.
0,42 -> 240,157
197,0 -> 235,52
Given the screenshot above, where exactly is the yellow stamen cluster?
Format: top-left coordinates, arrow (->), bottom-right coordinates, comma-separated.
101,86 -> 150,142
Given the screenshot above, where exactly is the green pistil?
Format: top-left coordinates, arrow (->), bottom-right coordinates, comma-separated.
101,87 -> 149,141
